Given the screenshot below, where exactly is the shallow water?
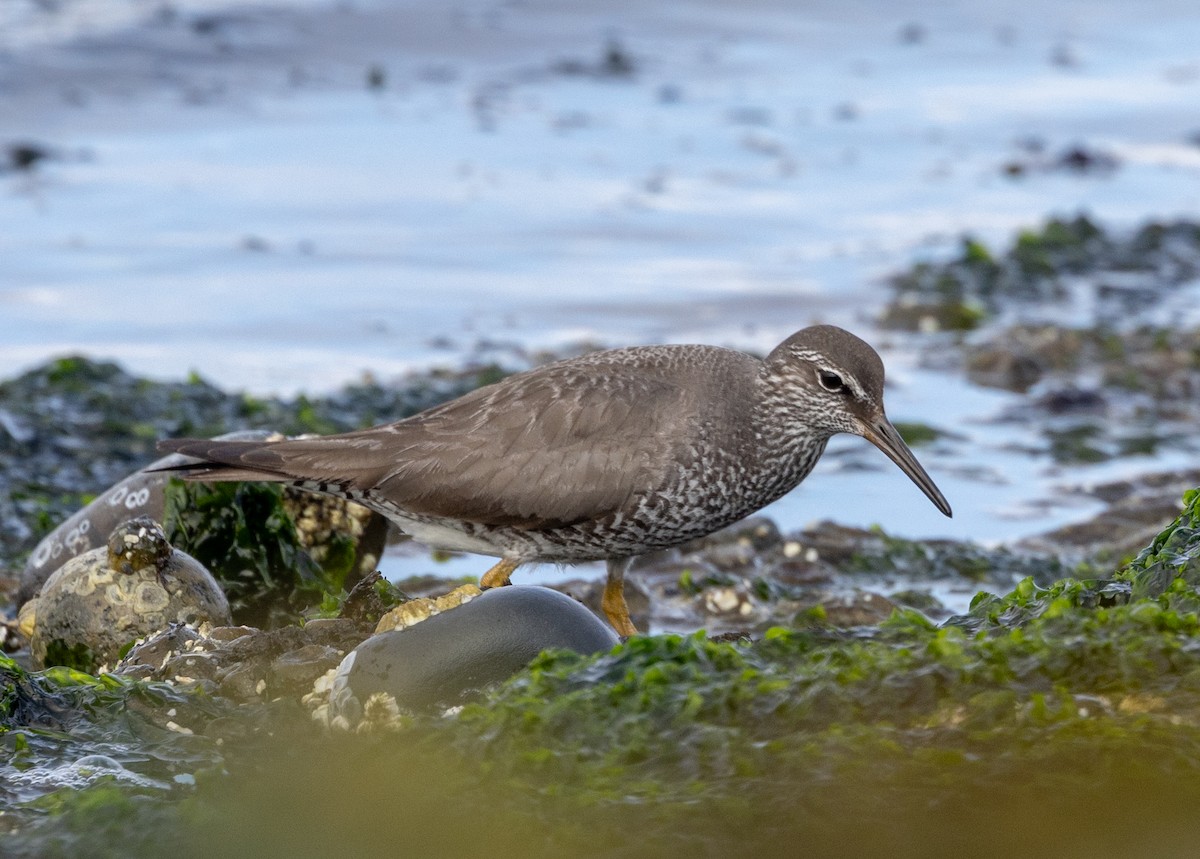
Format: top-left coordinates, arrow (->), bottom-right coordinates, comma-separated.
3,0 -> 1200,554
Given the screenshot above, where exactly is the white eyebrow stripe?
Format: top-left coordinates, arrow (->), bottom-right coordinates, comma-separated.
837,373 -> 866,401
791,348 -> 869,401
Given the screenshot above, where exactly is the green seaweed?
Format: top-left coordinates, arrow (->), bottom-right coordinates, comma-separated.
161,479 -> 332,628
1122,488 -> 1200,598
10,493 -> 1200,858
40,640 -> 98,674
891,420 -> 945,447
15,781 -> 183,859
880,214 -> 1200,331
309,571 -> 410,623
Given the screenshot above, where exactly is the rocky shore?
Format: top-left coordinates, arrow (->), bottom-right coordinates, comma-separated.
3,215 -> 1200,857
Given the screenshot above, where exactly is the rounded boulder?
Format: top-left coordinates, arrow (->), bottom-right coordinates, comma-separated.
29,516 -> 231,671
332,586 -> 618,718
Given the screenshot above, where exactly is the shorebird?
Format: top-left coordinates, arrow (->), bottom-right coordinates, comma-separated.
156,325 -> 951,636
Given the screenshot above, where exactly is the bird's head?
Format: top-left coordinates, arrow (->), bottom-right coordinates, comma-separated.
761,325 -> 952,517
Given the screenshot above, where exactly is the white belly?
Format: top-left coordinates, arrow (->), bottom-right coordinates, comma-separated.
394,516 -> 508,558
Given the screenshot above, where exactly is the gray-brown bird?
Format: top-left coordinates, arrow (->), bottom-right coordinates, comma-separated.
156,325 -> 950,636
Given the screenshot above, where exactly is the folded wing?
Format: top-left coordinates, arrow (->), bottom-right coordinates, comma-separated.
158,361 -> 695,530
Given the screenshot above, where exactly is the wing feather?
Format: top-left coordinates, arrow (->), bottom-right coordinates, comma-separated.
157,356 -> 713,530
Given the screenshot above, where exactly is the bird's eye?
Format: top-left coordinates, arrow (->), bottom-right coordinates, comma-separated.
818,370 -> 846,393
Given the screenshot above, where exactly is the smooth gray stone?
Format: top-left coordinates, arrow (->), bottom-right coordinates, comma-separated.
344,586 -> 619,712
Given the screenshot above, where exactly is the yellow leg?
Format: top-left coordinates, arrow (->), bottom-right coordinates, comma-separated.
602,558 -> 639,638
480,557 -> 520,589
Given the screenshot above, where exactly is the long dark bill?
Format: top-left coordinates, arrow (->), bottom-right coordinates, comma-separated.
860,419 -> 953,517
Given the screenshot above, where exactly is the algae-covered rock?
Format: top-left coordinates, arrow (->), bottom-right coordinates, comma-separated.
28,517 -> 230,671
17,464 -> 172,607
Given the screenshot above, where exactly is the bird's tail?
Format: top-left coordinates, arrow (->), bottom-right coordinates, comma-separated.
150,438 -> 296,483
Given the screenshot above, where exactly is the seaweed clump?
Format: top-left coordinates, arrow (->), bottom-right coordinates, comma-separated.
433,488 -> 1200,853
161,480 -> 334,629
881,216 -> 1200,331
1124,488 -> 1200,600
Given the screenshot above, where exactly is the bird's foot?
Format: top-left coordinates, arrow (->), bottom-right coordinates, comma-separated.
479,557 -> 520,590
601,578 -> 640,638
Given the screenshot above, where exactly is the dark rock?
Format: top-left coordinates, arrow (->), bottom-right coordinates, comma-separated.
1036,387 -> 1106,415
217,662 -> 266,703
1057,145 -> 1119,174
5,142 -> 51,172
964,325 -> 1084,392
789,522 -> 877,567
602,40 -> 635,77
339,586 -> 618,713
1001,142 -> 1120,178
552,39 -> 636,79
813,590 -> 897,627
673,517 -> 784,573
965,349 -> 1045,393
207,624 -> 257,643
1020,470 -> 1200,562
116,616 -> 373,706
695,541 -> 759,573
708,630 -> 754,644
121,623 -> 205,670
161,650 -> 223,684
300,617 -> 364,640
271,644 -> 343,693
771,555 -> 835,587
888,588 -> 949,617
108,514 -> 172,574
